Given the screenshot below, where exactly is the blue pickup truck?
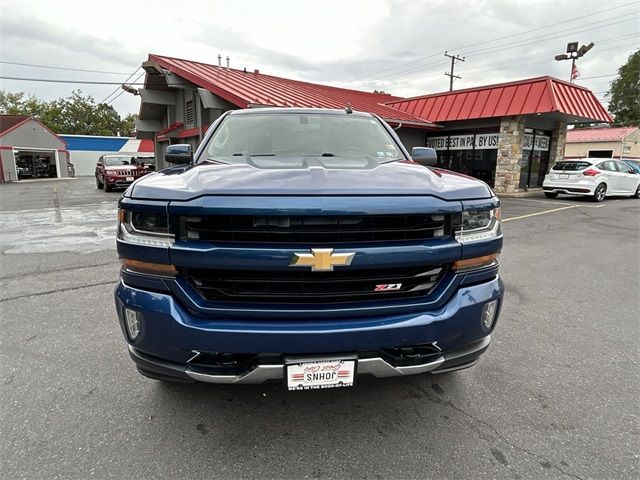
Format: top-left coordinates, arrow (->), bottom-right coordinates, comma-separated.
115,108 -> 503,390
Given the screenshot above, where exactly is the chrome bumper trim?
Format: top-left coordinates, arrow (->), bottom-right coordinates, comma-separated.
185,356 -> 446,384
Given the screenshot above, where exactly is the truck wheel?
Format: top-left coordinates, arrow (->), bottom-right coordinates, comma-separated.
96,176 -> 104,189
544,192 -> 558,199
592,183 -> 606,202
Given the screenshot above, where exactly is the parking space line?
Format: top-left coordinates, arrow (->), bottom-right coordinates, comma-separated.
507,198 -> 580,207
503,203 -> 605,222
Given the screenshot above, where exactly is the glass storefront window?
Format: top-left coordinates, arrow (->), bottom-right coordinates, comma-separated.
426,129 -> 499,187
520,129 -> 551,189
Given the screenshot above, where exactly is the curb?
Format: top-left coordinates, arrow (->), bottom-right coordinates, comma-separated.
498,189 -> 545,198
5,177 -> 78,184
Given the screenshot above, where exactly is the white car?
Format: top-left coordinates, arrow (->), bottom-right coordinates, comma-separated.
543,158 -> 640,202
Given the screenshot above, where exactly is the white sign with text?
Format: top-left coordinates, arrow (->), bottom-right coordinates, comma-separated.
426,133 -> 499,151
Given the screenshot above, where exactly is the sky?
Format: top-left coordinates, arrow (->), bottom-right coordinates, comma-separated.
0,0 -> 638,117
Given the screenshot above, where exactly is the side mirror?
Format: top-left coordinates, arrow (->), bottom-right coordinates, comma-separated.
96,161 -> 102,167
411,147 -> 438,167
165,144 -> 193,164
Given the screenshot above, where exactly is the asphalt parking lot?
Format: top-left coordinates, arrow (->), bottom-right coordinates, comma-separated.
1,177 -> 638,480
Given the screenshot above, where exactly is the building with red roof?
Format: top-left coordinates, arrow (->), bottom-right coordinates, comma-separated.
133,54 -> 613,193
564,126 -> 639,159
0,115 -> 70,183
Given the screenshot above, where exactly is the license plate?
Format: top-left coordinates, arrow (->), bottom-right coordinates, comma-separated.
559,174 -> 569,179
126,176 -> 134,182
286,358 -> 356,391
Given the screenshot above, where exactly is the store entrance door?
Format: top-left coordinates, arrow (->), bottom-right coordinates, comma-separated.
519,129 -> 551,189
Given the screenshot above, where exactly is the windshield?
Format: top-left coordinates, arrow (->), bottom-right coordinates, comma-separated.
104,156 -> 134,166
202,113 -> 403,168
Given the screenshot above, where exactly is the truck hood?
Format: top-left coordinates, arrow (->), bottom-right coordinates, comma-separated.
128,161 -> 493,201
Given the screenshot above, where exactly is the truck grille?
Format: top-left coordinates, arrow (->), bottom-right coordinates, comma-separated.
182,214 -> 449,244
187,265 -> 446,304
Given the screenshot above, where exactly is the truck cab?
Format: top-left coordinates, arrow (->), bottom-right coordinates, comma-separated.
114,108 -> 503,390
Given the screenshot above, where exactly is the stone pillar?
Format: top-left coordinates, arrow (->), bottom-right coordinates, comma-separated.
493,115 -> 526,194
547,120 -> 568,172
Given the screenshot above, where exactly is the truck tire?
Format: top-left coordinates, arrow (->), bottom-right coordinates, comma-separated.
96,176 -> 104,189
544,192 -> 558,199
104,182 -> 113,192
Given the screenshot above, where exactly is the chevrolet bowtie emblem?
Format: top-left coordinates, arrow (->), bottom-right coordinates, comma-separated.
290,248 -> 355,272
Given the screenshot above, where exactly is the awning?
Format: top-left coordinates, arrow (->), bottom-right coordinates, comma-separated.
385,76 -> 612,124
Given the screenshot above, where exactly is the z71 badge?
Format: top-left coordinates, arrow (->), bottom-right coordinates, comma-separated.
374,283 -> 403,292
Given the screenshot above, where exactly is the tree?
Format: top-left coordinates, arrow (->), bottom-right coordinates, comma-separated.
607,49 -> 640,126
0,89 -> 136,136
121,113 -> 137,137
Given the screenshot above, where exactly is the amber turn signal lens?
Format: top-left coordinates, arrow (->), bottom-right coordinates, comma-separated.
122,258 -> 178,276
118,208 -> 126,223
453,253 -> 498,271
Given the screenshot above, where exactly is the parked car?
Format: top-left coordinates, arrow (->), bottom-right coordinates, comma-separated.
95,154 -> 153,192
543,158 -> 640,201
114,108 -> 504,389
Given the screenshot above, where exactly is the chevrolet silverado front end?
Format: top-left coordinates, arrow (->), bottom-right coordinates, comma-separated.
114,108 -> 503,390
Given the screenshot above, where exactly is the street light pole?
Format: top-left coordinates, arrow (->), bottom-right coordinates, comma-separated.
554,41 -> 594,83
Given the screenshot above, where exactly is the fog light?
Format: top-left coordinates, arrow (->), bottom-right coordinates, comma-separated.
482,300 -> 499,329
124,308 -> 141,340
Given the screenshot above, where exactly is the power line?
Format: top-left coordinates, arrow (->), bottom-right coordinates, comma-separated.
349,15 -> 638,88
362,17 -> 638,87
0,60 -> 134,75
0,76 -> 141,84
345,1 -> 638,83
105,72 -> 145,105
461,34 -> 638,76
579,73 -> 618,79
453,1 -> 638,52
464,15 -> 640,57
99,67 -> 141,104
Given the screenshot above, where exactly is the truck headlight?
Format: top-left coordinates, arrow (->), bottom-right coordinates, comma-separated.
119,209 -> 174,247
454,208 -> 502,243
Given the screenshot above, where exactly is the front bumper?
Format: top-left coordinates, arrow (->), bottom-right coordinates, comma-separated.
107,179 -> 135,189
115,275 -> 503,384
129,335 -> 490,383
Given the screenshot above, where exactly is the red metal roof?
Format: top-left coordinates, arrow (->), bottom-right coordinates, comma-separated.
385,77 -> 613,124
0,115 -> 30,136
566,126 -> 638,143
147,54 -> 438,128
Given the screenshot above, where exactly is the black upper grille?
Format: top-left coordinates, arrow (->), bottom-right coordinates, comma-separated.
187,265 -> 446,304
182,214 -> 449,244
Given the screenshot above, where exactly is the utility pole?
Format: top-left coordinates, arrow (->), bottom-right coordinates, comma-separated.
554,41 -> 594,83
444,51 -> 465,91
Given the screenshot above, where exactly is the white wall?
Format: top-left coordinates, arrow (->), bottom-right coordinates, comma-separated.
69,150 -> 143,176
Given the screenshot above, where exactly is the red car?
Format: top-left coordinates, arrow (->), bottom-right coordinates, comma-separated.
95,154 -> 154,192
